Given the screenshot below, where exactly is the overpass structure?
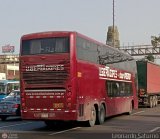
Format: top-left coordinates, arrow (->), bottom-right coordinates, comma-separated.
119,45 -> 160,59
0,45 -> 160,64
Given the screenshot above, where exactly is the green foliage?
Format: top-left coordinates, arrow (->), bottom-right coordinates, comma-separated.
145,54 -> 154,62
151,35 -> 160,47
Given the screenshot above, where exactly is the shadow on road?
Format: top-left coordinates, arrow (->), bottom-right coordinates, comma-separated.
33,121 -> 81,132
0,117 -> 22,122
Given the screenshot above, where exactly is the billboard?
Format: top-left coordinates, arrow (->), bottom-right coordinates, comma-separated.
2,45 -> 15,53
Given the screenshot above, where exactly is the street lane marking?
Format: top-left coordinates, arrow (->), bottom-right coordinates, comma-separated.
149,127 -> 160,133
0,122 -> 33,129
131,111 -> 145,115
49,127 -> 81,135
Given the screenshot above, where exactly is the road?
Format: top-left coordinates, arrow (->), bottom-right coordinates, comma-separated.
0,106 -> 160,139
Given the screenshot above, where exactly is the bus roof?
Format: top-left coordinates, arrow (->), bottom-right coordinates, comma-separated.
21,31 -> 134,61
21,31 -> 74,40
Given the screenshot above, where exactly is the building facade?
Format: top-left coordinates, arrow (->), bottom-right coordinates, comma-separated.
0,55 -> 19,80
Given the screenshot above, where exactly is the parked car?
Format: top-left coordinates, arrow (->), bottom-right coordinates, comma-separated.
0,93 -> 7,102
0,90 -> 21,121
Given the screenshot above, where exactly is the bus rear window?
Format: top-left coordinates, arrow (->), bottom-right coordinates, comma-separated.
21,37 -> 69,55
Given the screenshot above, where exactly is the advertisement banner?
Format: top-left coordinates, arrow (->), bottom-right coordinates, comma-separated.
2,45 -> 15,53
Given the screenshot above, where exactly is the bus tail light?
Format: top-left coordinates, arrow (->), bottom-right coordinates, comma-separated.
67,91 -> 72,96
67,97 -> 71,102
21,92 -> 26,109
67,85 -> 72,96
21,98 -> 25,102
66,85 -> 72,108
22,103 -> 25,107
67,103 -> 71,108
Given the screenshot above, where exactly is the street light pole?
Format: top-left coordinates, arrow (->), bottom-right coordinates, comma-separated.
113,0 -> 115,47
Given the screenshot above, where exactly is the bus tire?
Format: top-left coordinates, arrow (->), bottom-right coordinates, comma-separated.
87,106 -> 96,127
97,104 -> 105,125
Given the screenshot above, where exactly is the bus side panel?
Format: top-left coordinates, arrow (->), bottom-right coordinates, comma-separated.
76,61 -> 106,121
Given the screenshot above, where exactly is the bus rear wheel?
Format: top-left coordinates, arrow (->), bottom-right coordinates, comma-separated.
87,106 -> 96,127
97,104 -> 105,125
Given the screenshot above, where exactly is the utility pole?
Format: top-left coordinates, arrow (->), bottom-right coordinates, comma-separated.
107,0 -> 120,48
112,0 -> 115,47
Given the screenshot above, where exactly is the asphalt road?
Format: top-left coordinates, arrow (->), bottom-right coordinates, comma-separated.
0,106 -> 160,139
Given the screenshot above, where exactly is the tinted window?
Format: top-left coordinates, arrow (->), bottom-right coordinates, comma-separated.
76,36 -> 99,64
106,80 -> 133,97
22,37 -> 69,55
76,36 -> 133,65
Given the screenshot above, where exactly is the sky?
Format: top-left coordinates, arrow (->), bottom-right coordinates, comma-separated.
0,0 -> 160,54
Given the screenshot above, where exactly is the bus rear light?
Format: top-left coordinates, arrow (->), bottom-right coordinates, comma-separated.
67,85 -> 72,91
67,103 -> 71,108
22,103 -> 25,107
67,91 -> 72,96
67,98 -> 71,102
21,98 -> 25,102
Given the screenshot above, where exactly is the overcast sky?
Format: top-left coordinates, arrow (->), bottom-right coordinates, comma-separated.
0,0 -> 160,54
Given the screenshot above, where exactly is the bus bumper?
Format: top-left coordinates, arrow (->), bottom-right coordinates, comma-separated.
21,110 -> 77,121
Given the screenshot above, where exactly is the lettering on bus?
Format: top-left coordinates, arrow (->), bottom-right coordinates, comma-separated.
99,66 -> 118,78
25,64 -> 64,72
99,66 -> 131,81
26,92 -> 64,96
119,72 -> 131,80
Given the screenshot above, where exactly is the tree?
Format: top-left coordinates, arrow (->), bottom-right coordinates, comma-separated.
151,35 -> 160,47
145,54 -> 154,62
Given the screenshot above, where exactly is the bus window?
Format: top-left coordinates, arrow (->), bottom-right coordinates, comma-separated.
106,81 -> 112,97
22,37 -> 69,55
120,82 -> 125,95
106,81 -> 133,97
112,82 -> 119,96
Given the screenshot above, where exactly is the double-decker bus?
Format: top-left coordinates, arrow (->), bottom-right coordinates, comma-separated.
20,31 -> 138,126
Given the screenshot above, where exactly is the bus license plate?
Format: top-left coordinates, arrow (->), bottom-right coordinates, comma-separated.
53,103 -> 64,109
41,113 -> 48,118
